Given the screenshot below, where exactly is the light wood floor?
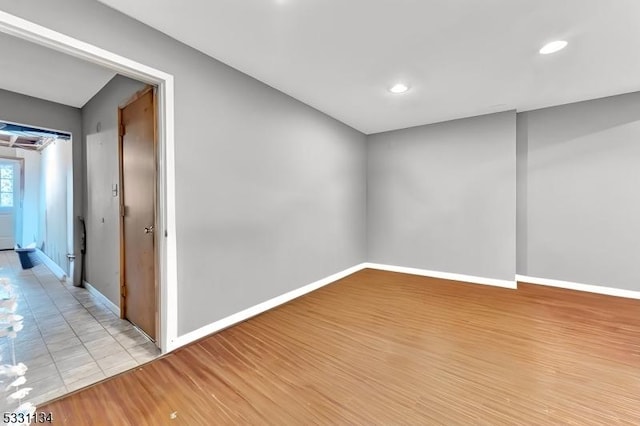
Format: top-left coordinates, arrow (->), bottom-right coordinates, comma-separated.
40,269 -> 640,425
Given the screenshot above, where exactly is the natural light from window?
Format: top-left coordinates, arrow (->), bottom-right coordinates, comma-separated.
0,164 -> 14,208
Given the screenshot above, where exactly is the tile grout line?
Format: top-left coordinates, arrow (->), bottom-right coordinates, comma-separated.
18,264 -> 120,392
58,276 -> 159,374
2,253 -> 159,403
2,261 -> 67,405
60,280 -> 147,374
48,278 -> 128,379
25,268 -> 72,395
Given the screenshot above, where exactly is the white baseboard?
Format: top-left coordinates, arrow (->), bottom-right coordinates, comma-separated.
83,280 -> 121,315
516,274 -> 640,299
364,262 -> 517,289
172,262 -> 521,351
35,249 -> 66,281
172,263 -> 368,350
169,262 -> 638,354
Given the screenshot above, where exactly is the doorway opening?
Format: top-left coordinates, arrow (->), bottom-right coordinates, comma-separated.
0,12 -> 179,411
0,75 -> 162,408
0,121 -> 73,279
0,10 -> 177,355
0,11 -> 176,406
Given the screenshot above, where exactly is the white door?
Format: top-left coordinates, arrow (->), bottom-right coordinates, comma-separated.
0,161 -> 18,250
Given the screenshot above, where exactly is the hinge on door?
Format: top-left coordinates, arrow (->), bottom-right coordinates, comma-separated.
119,123 -> 126,136
121,285 -> 127,298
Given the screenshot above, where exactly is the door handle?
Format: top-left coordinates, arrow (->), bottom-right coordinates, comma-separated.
144,225 -> 154,234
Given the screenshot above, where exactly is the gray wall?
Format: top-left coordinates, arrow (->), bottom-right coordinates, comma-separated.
7,0 -> 635,339
367,111 -> 516,281
81,75 -> 147,306
0,88 -> 82,283
518,92 -> 640,291
0,0 -> 367,335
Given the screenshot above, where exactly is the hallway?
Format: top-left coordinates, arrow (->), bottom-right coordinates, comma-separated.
0,250 -> 160,410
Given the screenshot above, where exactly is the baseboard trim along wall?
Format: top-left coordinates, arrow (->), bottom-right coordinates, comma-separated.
172,262 -> 520,350
35,249 -> 67,281
173,263 -> 640,352
83,280 -> 121,316
364,263 -> 518,289
516,274 -> 640,300
172,263 -> 369,349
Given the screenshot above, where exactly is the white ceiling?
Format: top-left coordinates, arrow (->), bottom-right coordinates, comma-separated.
99,0 -> 640,134
0,32 -> 116,108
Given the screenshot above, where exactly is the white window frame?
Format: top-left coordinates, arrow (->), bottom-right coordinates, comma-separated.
0,162 -> 15,210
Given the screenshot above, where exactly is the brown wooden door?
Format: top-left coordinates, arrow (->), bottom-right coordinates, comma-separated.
120,88 -> 157,340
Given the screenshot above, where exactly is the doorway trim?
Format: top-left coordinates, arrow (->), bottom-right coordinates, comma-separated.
0,11 -> 178,353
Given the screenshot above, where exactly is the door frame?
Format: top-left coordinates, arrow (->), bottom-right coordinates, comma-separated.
0,11 -> 178,353
118,86 -> 158,341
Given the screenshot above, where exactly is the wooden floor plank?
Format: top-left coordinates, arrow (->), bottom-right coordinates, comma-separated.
39,269 -> 640,425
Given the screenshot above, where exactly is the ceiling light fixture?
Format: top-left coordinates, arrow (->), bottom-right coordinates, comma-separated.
389,83 -> 410,94
539,40 -> 568,55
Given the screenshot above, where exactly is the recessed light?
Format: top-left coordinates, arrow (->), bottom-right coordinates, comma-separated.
539,40 -> 568,55
389,83 -> 410,94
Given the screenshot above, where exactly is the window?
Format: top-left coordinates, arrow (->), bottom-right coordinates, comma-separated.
0,164 -> 14,208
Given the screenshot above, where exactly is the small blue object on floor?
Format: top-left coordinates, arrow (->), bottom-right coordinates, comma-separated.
14,244 -> 39,269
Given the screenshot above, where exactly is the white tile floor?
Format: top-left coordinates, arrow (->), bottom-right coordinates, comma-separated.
0,250 -> 160,411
